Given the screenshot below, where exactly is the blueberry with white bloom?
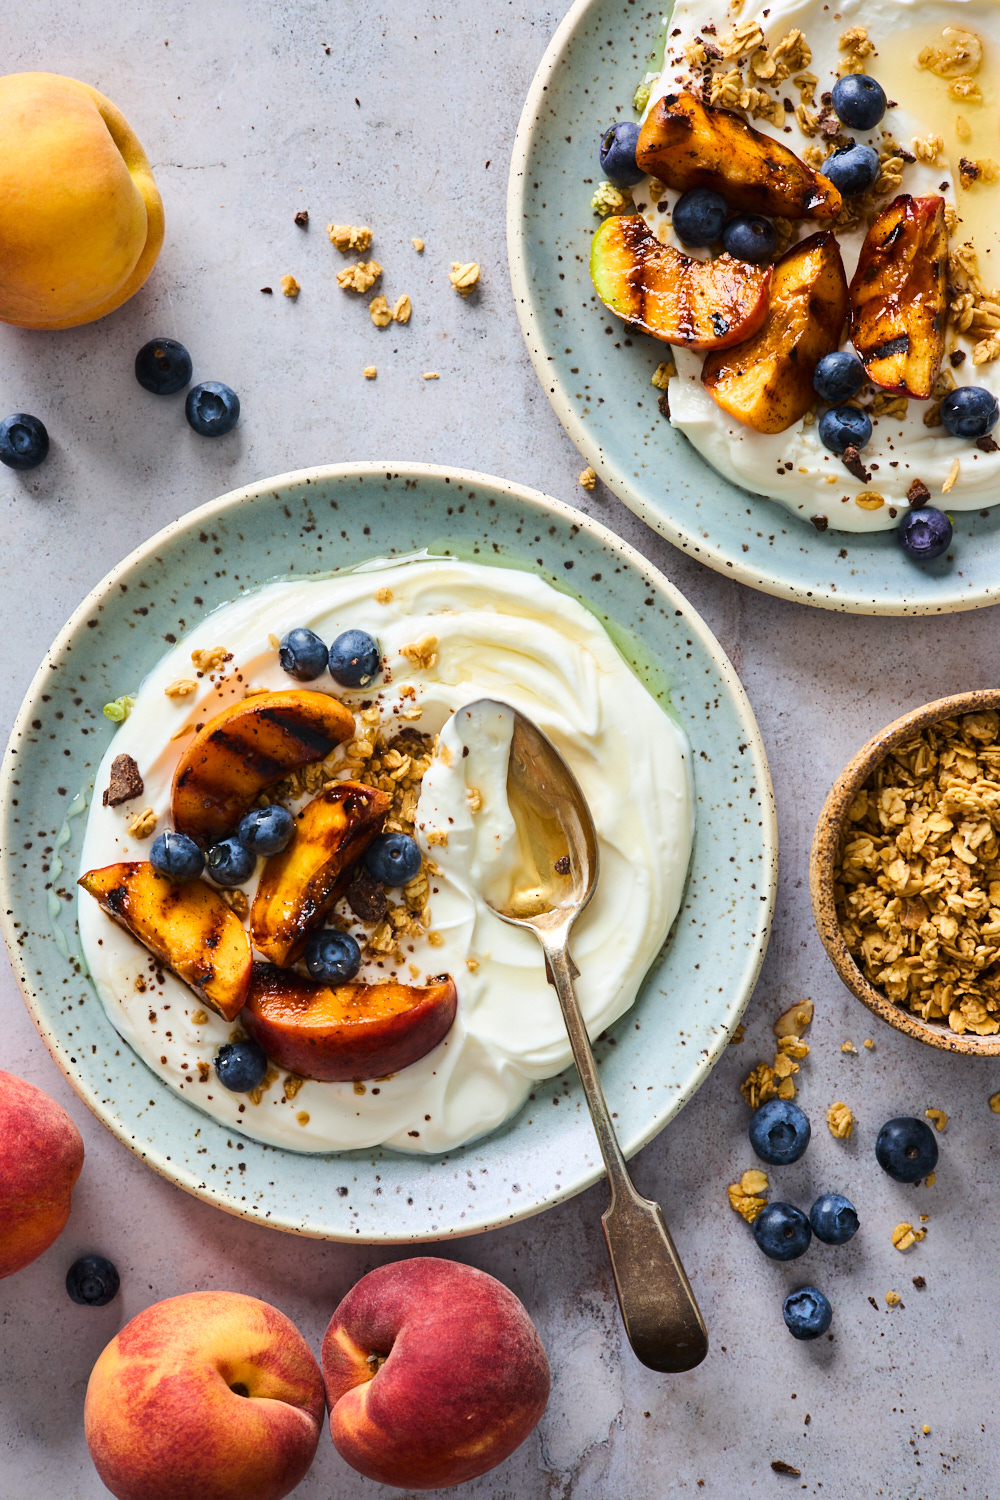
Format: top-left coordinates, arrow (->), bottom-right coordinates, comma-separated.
819,404 -> 872,454
809,1193 -> 859,1245
749,1098 -> 811,1165
598,121 -> 645,187
823,143 -> 880,197
831,74 -> 886,132
185,381 -> 240,436
238,804 -> 295,855
813,351 -> 866,404
279,627 -> 329,681
783,1286 -> 833,1340
150,830 -> 204,882
672,187 -> 728,247
206,835 -> 257,887
940,385 -> 999,439
898,507 -> 952,562
0,413 -> 49,470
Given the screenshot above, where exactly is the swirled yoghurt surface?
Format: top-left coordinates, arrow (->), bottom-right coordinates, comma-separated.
77,557 -> 693,1154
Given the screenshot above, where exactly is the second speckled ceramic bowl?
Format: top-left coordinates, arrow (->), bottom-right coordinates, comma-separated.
811,689 -> 1000,1055
0,463 -> 777,1240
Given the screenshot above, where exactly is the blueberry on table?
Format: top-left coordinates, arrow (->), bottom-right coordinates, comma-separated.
818,404 -> 872,454
812,350 -> 866,404
898,506 -> 952,561
875,1116 -> 939,1182
831,74 -> 886,131
206,835 -> 257,887
598,120 -> 645,187
66,1254 -> 120,1307
365,832 -> 422,887
749,1098 -> 811,1165
185,381 -> 240,436
238,804 -> 295,855
304,928 -> 362,984
940,385 -> 999,438
753,1202 -> 812,1261
721,215 -> 776,264
328,629 -> 380,688
149,830 -> 205,883
809,1192 -> 859,1245
782,1286 -> 832,1340
134,338 -> 193,395
671,187 -> 728,248
214,1039 -> 268,1092
823,143 -> 880,197
0,412 -> 49,470
279,626 -> 329,681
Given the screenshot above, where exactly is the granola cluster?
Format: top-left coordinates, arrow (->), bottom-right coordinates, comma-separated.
834,711 -> 1000,1036
739,999 -> 813,1108
946,239 -> 1000,366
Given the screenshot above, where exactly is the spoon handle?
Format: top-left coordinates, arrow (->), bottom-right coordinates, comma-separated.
545,943 -> 708,1373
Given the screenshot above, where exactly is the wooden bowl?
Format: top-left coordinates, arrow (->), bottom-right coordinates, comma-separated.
810,689 -> 1000,1055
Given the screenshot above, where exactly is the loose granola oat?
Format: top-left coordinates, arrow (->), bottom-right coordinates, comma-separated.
925,1107 -> 948,1131
191,1009 -> 209,1025
651,360 -> 676,390
864,1038 -> 874,1048
591,182 -> 631,216
827,1100 -> 854,1139
838,25 -> 875,76
885,1289 -> 902,1306
191,646 -> 230,673
422,372 -> 440,380
369,294 -> 392,328
579,466 -> 597,490
281,274 -> 300,298
912,134 -> 944,166
990,1091 -> 1000,1112
942,458 -> 960,493
336,261 -> 382,294
855,491 -> 886,511
363,365 -> 377,379
727,1167 -> 769,1223
892,1221 -> 926,1251
248,1066 -> 280,1106
128,807 -> 157,839
729,1023 -> 746,1044
165,678 -> 197,698
774,999 -> 814,1038
449,262 -> 481,296
841,1040 -> 857,1053
283,1073 -> 305,1099
411,237 -> 424,252
918,27 -> 982,79
741,1003 -> 812,1108
400,635 -> 438,671
391,295 -> 412,324
327,224 -> 373,252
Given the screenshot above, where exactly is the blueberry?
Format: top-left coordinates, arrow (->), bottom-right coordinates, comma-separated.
823,143 -> 880,197
238,805 -> 295,856
598,120 -> 645,187
150,830 -> 205,882
66,1254 -> 120,1306
672,187 -> 728,248
214,1038 -> 268,1092
940,385 -> 999,438
365,832 -> 422,886
721,215 -> 776,263
206,835 -> 257,887
818,404 -> 872,454
813,350 -> 866,404
279,627 -> 329,681
304,928 -> 362,984
782,1286 -> 833,1341
0,413 -> 49,470
185,381 -> 240,436
898,506 -> 952,561
749,1098 -> 811,1165
809,1193 -> 859,1245
753,1202 -> 812,1261
875,1116 -> 939,1183
831,74 -> 887,131
328,629 -> 380,688
134,338 -> 193,395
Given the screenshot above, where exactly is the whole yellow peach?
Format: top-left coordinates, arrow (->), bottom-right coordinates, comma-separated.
0,1069 -> 84,1278
0,72 -> 164,329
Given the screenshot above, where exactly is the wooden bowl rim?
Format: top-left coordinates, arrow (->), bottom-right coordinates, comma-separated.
809,688 -> 1000,1055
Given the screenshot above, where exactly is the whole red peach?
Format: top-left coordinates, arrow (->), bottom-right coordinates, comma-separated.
0,1068 -> 84,1278
322,1258 -> 550,1489
85,1290 -> 325,1500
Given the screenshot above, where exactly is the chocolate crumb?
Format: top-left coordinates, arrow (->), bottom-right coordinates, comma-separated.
976,435 -> 999,453
657,390 -> 671,419
260,286 -> 273,293
771,1461 -> 801,1476
907,478 -> 931,508
842,444 -> 870,483
950,349 -> 967,367
346,866 -> 388,925
810,514 -> 829,532
103,753 -> 144,807
912,1275 -> 926,1289
820,90 -> 832,105
898,146 -> 916,163
293,210 -> 309,227
554,855 -> 571,875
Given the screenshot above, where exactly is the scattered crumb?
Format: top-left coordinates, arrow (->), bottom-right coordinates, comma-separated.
260,286 -> 273,294
284,1073 -> 305,1099
103,753 -> 144,808
727,1167 -> 769,1223
127,807 -> 157,839
336,261 -> 382,293
827,1100 -> 854,1139
579,466 -> 598,490
391,294 -> 412,323
412,237 -> 425,252
922,1424 -> 931,1434
925,1107 -> 948,1131
281,274 -> 301,298
294,210 -> 309,227
191,1010 -> 209,1025
770,1461 -> 800,1477
774,999 -> 814,1038
267,633 -> 280,650
296,1111 -> 310,1125
466,787 -> 483,813
591,181 -> 631,216
427,931 -> 445,947
863,1038 -> 874,1049
729,1023 -> 746,1044
990,1091 -> 1000,1113
375,587 -> 393,604
327,224 -> 373,252
400,634 -> 438,670
369,294 -> 392,328
651,360 -> 676,389
191,646 -> 230,672
170,723 -> 196,740
422,371 -> 439,380
248,1066 -> 280,1106
892,1221 -> 926,1251
465,956 -> 480,972
449,261 -> 481,296
425,829 -> 449,848
885,1290 -> 902,1306
165,678 -> 197,698
913,1275 -> 926,1289
363,365 -> 377,379
942,457 -> 960,492
841,1040 -> 857,1053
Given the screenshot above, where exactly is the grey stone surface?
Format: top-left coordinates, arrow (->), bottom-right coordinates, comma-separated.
1,2 -> 997,1495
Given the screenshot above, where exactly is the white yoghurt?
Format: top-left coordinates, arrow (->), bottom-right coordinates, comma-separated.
640,0 -> 1000,531
77,557 -> 693,1154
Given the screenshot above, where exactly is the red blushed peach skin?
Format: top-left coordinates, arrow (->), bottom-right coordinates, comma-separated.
84,1290 -> 325,1500
322,1259 -> 550,1489
0,1070 -> 84,1278
242,963 -> 458,1081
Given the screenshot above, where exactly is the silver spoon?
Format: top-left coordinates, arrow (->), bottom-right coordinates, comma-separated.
457,700 -> 708,1373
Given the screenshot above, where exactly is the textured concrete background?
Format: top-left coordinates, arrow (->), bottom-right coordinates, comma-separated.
2,2 -> 999,1495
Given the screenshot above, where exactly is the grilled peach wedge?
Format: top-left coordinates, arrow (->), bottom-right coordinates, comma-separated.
78,863 -> 252,1020
849,194 -> 947,399
702,231 -> 849,434
637,92 -> 841,220
242,964 -> 458,1082
171,690 -> 356,845
591,214 -> 771,349
251,782 -> 391,966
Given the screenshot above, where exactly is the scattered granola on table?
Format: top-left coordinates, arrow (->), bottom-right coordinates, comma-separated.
925,1107 -> 948,1131
327,224 -> 373,252
892,1221 -> 926,1251
740,999 -> 812,1107
826,1101 -> 854,1139
727,1168 -> 769,1223
578,466 -> 597,490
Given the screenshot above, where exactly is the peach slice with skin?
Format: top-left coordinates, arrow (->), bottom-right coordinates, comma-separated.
849,194 -> 947,399
701,230 -> 849,434
250,781 -> 391,967
171,689 -> 355,845
636,92 -> 842,220
242,963 -> 458,1082
591,213 -> 771,350
79,862 -> 252,1021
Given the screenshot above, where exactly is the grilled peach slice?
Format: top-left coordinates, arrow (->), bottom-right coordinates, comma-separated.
250,782 -> 391,966
591,214 -> 771,350
637,92 -> 841,220
849,195 -> 947,399
78,862 -> 252,1020
702,231 -> 849,434
171,689 -> 355,845
243,963 -> 458,1082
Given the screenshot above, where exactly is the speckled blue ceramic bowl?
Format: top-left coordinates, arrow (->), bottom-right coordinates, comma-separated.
0,464 -> 775,1242
507,0 -> 1000,614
